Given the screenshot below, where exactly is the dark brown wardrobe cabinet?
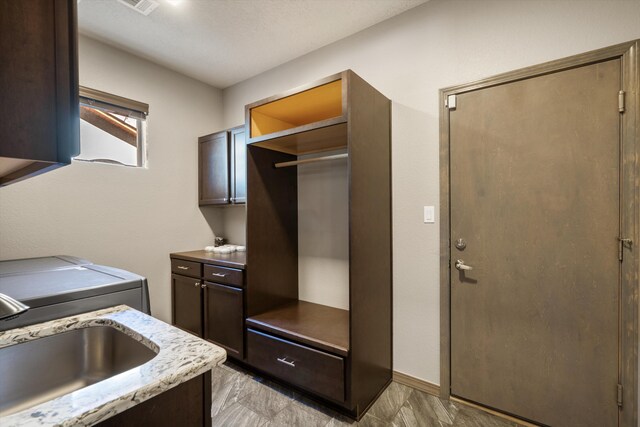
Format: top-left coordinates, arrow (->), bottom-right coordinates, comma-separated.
0,0 -> 80,187
198,126 -> 246,205
244,70 -> 392,419
170,251 -> 246,360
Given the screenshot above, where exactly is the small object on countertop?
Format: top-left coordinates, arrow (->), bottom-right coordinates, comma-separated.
236,246 -> 246,252
204,246 -> 216,252
213,245 -> 236,254
214,237 -> 226,247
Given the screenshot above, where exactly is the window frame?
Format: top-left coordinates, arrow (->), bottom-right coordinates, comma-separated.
77,86 -> 148,167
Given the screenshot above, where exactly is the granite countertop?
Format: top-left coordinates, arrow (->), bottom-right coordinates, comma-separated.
0,305 -> 226,426
170,249 -> 247,269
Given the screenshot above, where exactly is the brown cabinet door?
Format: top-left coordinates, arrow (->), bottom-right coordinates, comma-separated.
171,274 -> 203,337
0,0 -> 79,186
230,127 -> 246,204
199,131 -> 229,205
204,282 -> 244,359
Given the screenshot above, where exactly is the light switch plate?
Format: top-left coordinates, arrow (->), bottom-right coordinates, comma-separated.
424,206 -> 435,223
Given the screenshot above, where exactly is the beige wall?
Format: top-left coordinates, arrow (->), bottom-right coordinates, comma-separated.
0,35 -> 224,323
220,0 -> 640,384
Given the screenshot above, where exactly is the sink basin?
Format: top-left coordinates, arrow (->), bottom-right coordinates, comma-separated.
0,325 -> 157,416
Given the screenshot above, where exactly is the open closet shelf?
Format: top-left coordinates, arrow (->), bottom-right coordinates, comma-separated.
246,300 -> 349,357
249,78 -> 344,137
246,73 -> 348,155
250,120 -> 347,156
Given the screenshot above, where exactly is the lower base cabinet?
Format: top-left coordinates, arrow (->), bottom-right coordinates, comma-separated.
247,329 -> 345,403
172,274 -> 203,336
204,282 -> 244,359
170,256 -> 245,360
96,372 -> 211,427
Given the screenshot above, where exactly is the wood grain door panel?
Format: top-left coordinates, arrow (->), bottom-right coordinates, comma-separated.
199,131 -> 229,205
231,127 -> 246,204
204,282 -> 244,359
171,274 -> 203,337
449,59 -> 621,427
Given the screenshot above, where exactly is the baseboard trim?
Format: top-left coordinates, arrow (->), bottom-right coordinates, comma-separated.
392,371 -> 440,396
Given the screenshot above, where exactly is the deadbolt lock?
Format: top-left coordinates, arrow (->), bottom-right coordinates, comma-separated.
455,238 -> 466,250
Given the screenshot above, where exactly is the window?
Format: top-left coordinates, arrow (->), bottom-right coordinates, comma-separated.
76,86 -> 148,167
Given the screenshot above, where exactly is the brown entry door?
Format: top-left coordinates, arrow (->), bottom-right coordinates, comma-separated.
449,59 -> 621,427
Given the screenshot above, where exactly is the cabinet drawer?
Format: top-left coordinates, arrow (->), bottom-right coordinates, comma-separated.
171,259 -> 201,278
204,264 -> 243,287
247,329 -> 345,402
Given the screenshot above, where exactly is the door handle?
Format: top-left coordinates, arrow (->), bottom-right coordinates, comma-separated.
455,259 -> 473,271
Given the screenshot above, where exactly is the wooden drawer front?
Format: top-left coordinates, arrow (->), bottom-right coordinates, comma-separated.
247,329 -> 345,402
171,259 -> 201,278
204,264 -> 243,287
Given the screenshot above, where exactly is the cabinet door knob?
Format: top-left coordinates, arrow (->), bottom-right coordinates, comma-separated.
194,282 -> 200,287
201,283 -> 207,289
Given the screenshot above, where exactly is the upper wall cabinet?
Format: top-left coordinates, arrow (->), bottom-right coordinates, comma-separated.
0,0 -> 80,187
199,126 -> 245,206
246,75 -> 348,155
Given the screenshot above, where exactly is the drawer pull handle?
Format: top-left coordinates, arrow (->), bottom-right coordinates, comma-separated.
277,357 -> 296,367
177,266 -> 189,270
211,272 -> 228,278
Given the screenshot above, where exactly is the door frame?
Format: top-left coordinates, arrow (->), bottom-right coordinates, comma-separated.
439,40 -> 639,426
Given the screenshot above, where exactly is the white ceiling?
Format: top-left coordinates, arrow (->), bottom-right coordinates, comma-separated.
78,0 -> 427,89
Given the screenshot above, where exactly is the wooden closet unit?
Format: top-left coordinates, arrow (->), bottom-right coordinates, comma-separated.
245,70 -> 391,419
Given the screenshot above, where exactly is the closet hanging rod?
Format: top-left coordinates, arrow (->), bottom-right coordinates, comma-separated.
274,153 -> 348,169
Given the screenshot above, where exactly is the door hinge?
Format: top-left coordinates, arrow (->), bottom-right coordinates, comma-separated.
617,384 -> 623,407
618,238 -> 633,262
619,91 -> 625,113
446,94 -> 457,110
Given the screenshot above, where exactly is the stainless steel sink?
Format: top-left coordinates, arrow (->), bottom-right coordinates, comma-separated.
0,325 -> 157,416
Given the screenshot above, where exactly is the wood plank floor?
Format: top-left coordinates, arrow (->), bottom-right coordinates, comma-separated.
211,362 -> 528,427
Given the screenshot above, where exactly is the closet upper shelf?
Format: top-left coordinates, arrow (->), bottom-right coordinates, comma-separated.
245,72 -> 349,155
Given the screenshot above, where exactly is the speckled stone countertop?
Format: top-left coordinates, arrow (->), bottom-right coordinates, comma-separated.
0,305 -> 226,426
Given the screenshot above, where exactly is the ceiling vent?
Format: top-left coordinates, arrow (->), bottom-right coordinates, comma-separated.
117,0 -> 159,16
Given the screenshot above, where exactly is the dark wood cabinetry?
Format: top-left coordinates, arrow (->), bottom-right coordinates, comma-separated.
199,131 -> 229,205
171,274 -> 203,336
0,0 -> 80,186
245,70 -> 391,420
170,251 -> 246,360
247,329 -> 345,402
204,282 -> 244,359
198,126 -> 245,206
96,372 -> 211,427
230,127 -> 247,203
